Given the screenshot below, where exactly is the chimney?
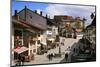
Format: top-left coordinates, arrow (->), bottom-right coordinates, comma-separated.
25,6 -> 27,9
14,10 -> 19,20
14,10 -> 17,16
40,11 -> 42,16
34,10 -> 37,13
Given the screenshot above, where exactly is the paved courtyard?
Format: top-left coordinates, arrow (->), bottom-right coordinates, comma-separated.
23,37 -> 80,65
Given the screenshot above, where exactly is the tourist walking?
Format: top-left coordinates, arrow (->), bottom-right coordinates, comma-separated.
21,55 -> 25,66
48,54 -> 51,61
17,54 -> 21,66
65,53 -> 68,61
51,53 -> 53,60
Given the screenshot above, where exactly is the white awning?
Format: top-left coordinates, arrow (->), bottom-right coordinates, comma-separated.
41,42 -> 47,45
13,46 -> 28,54
47,38 -> 55,41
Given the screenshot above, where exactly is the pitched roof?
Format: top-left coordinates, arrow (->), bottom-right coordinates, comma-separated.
13,6 -> 46,19
12,6 -> 47,30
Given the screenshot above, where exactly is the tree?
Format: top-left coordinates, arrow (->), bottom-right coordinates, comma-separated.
91,13 -> 94,19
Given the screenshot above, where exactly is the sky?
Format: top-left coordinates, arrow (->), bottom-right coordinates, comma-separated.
12,0 -> 96,26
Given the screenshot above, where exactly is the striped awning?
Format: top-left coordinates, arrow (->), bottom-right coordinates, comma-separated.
13,46 -> 28,54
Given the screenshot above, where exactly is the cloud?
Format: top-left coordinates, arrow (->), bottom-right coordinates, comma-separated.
44,4 -> 95,26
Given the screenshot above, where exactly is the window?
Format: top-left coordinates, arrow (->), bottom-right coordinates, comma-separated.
30,40 -> 35,45
38,34 -> 40,37
37,40 -> 40,44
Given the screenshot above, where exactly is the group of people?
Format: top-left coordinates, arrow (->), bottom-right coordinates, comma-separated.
47,53 -> 54,61
47,52 -> 64,61
47,53 -> 68,62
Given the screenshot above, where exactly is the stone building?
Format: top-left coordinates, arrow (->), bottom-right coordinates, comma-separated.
12,6 -> 47,61
46,18 -> 58,49
54,15 -> 84,37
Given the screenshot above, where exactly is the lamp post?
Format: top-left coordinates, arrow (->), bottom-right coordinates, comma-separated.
59,43 -> 61,56
56,35 -> 61,57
